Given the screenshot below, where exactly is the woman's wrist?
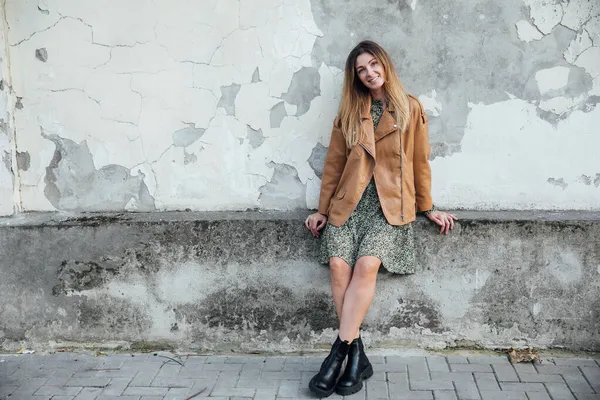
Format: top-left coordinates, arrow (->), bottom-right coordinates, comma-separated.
422,204 -> 437,216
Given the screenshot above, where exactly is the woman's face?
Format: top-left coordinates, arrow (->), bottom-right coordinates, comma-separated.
355,52 -> 385,92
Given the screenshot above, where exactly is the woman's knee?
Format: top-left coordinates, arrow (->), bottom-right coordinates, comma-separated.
353,256 -> 381,280
330,257 -> 351,279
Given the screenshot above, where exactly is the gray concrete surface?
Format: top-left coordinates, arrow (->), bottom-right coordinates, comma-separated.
1,211 -> 599,352
0,351 -> 599,400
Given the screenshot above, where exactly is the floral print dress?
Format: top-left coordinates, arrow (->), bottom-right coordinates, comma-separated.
318,100 -> 416,274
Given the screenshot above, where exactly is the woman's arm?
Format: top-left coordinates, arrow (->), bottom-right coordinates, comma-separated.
317,117 -> 347,216
412,100 -> 433,213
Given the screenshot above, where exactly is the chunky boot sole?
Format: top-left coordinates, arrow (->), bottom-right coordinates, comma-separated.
334,364 -> 374,396
308,375 -> 337,398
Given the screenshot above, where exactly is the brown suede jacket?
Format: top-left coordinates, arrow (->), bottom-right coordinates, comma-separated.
318,95 -> 433,227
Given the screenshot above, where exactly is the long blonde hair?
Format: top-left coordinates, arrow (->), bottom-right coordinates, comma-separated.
339,41 -> 411,148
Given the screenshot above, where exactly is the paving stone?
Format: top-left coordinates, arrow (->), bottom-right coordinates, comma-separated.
388,389 -> 433,399
474,372 -> 501,391
51,396 -> 75,400
344,389 -> 367,400
562,374 -> 594,393
254,388 -> 278,400
512,364 -> 537,374
553,359 -> 598,367
545,382 -> 576,400
96,396 -> 141,400
480,391 -> 527,400
500,383 -> 546,392
387,372 -> 409,388
410,380 -> 454,391
34,386 -> 83,396
366,379 -> 389,399
0,386 -> 18,397
261,371 -> 303,380
574,395 -> 600,400
164,387 -> 191,399
205,356 -> 227,364
580,367 -> 600,392
151,376 -> 196,387
129,371 -> 159,387
451,364 -> 493,373
434,390 -> 458,400
447,356 -> 469,364
427,357 -> 450,372
211,387 -> 256,397
492,365 -> 520,382
534,365 -> 581,376
370,356 -> 385,364
526,392 -> 552,400
517,373 -> 565,383
65,377 -> 111,387
74,387 -> 104,400
468,356 -> 510,365
430,372 -> 474,382
276,381 -> 300,397
122,387 -> 169,396
455,380 -> 481,400
101,377 -> 132,396
7,377 -> 51,396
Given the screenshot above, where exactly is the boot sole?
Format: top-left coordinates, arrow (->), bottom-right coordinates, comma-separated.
334,364 -> 374,396
308,375 -> 336,398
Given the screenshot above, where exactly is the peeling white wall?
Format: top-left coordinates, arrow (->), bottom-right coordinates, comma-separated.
0,2 -> 14,216
2,0 -> 600,213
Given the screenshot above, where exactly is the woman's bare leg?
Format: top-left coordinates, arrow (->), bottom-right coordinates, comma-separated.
329,257 -> 353,319
338,256 -> 381,342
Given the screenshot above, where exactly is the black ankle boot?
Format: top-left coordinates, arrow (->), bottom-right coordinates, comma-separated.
308,337 -> 350,397
335,336 -> 373,395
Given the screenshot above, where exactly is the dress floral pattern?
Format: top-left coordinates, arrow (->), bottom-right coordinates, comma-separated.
318,100 -> 416,274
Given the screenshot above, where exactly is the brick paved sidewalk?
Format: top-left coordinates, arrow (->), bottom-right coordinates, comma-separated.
1,352 -> 599,400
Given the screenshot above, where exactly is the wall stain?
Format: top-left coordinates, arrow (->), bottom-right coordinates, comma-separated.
42,131 -> 156,211
382,297 -> 443,333
547,177 -> 568,189
16,151 -> 30,171
217,83 -> 241,116
35,48 -> 48,62
52,258 -> 121,296
270,101 -> 287,128
282,67 -> 321,117
259,162 -> 307,210
175,285 -> 336,335
307,142 -> 327,179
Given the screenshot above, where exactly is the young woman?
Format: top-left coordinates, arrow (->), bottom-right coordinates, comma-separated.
304,40 -> 457,397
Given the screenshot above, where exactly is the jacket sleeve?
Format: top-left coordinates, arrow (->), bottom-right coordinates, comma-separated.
318,117 -> 347,215
412,100 -> 434,212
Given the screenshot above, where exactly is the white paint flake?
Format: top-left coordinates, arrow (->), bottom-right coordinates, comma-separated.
515,20 -> 543,42
522,0 -> 563,34
563,30 -> 593,64
535,66 -> 570,94
418,90 -> 443,117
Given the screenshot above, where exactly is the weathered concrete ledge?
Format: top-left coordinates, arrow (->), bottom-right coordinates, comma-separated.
1,211 -> 599,353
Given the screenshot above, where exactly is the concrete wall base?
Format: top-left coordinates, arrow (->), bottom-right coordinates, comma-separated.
1,211 -> 599,352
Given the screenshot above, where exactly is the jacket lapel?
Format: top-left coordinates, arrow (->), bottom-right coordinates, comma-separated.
374,110 -> 398,142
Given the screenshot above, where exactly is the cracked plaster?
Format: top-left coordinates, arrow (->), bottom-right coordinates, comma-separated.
1,0 -> 599,213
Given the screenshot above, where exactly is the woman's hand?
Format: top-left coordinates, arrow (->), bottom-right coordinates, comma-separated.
305,212 -> 328,237
426,210 -> 458,235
